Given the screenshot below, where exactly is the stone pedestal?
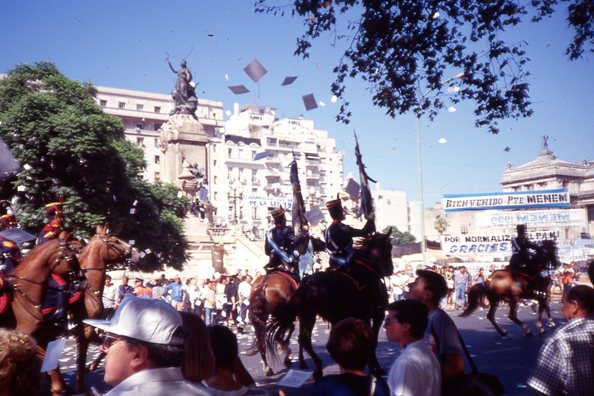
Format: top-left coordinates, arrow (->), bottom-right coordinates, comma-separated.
160,114 -> 209,187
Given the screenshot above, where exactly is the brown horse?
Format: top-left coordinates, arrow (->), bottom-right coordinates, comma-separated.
0,231 -> 82,334
461,239 -> 559,336
59,225 -> 138,395
247,270 -> 299,376
291,231 -> 393,380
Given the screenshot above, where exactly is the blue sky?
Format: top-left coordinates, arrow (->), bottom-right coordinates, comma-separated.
2,1 -> 592,206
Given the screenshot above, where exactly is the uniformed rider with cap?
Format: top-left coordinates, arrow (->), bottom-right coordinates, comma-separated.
324,198 -> 375,270
0,212 -> 22,288
509,224 -> 540,277
264,207 -> 308,274
37,200 -> 69,330
37,201 -> 65,246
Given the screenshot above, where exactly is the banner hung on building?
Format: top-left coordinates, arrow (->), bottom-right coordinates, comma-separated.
475,209 -> 586,229
246,195 -> 293,209
441,230 -> 561,256
442,189 -> 570,212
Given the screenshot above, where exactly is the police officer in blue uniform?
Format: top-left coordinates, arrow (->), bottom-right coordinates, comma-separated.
324,199 -> 374,270
264,207 -> 308,274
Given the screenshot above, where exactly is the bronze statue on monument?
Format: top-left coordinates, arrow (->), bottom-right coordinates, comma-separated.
167,57 -> 198,116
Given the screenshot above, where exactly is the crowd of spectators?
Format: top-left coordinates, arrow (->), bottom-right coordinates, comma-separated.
102,270 -> 259,331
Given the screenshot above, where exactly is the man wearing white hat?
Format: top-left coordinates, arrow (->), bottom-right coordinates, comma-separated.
84,296 -> 208,395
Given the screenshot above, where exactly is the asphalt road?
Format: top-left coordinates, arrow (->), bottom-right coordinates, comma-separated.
42,299 -> 565,396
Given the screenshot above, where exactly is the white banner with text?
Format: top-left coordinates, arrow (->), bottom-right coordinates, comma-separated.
442,189 -> 570,212
475,209 -> 586,229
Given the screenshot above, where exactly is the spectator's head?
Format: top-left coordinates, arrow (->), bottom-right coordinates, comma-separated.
122,276 -> 129,285
326,317 -> 374,372
105,274 -> 112,285
385,300 -> 428,346
84,296 -> 188,386
208,325 -> 239,371
562,285 -> 594,320
180,312 -> 215,382
134,278 -> 143,287
0,330 -> 42,396
407,269 -> 448,308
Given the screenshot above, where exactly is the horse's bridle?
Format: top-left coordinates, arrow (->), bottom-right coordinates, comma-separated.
79,235 -> 132,297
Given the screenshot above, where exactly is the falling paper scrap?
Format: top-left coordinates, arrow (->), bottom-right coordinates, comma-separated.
302,94 -> 318,111
228,85 -> 250,94
243,58 -> 268,83
281,76 -> 298,86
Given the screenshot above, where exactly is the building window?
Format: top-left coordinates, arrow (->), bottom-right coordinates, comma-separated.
99,100 -> 107,107
154,155 -> 160,164
136,137 -> 144,146
213,160 -> 217,167
136,123 -> 144,130
154,106 -> 161,113
214,175 -> 218,184
118,102 -> 126,109
154,122 -> 162,131
154,138 -> 159,147
155,172 -> 160,181
228,148 -> 233,158
136,104 -> 144,111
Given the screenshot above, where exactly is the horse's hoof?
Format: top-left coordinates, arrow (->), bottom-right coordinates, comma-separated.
265,367 -> 274,377
313,370 -> 323,381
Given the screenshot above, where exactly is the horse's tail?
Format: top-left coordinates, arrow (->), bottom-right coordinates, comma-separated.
263,297 -> 297,363
460,283 -> 488,317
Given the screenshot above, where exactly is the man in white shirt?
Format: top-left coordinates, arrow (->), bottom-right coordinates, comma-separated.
237,274 -> 253,331
102,275 -> 118,320
84,296 -> 208,396
384,299 -> 441,396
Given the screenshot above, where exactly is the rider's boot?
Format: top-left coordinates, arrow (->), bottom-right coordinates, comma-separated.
53,289 -> 68,332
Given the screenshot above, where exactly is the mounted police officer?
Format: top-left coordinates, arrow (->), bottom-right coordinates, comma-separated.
264,207 -> 307,275
324,198 -> 375,270
37,201 -> 65,246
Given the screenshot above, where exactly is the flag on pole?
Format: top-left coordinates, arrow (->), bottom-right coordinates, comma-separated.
289,155 -> 308,233
354,132 -> 376,232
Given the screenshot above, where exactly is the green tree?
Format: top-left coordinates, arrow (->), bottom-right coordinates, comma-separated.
382,225 -> 416,245
0,62 -> 188,271
434,214 -> 449,235
256,0 -> 592,133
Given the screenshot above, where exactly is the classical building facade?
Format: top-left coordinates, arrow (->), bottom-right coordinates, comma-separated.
207,103 -> 344,236
94,86 -> 224,183
433,142 -> 594,263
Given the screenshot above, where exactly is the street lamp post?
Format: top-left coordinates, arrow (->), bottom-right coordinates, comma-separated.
228,183 -> 243,225
417,72 -> 464,267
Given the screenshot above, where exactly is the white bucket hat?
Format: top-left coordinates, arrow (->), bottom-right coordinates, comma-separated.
84,296 -> 185,346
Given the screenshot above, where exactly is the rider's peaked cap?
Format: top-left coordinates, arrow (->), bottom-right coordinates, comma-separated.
271,207 -> 285,223
517,224 -> 527,233
84,296 -> 186,346
326,198 -> 343,219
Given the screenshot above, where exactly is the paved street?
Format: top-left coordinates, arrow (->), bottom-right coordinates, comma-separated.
42,299 -> 565,396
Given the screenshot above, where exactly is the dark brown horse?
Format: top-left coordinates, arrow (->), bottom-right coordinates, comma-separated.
247,271 -> 298,376
461,239 -> 559,336
291,231 -> 393,379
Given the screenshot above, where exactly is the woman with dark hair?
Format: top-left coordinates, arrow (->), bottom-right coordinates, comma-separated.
311,317 -> 390,396
203,325 -> 265,396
